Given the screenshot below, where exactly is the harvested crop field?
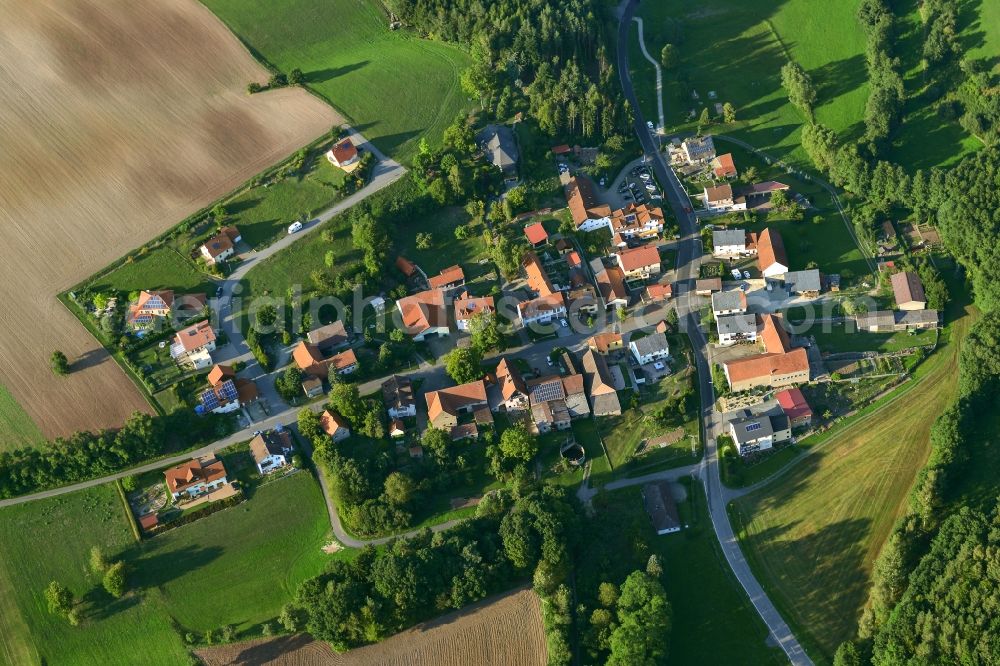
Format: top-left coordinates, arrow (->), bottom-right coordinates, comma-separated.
195,588 -> 546,666
0,0 -> 338,438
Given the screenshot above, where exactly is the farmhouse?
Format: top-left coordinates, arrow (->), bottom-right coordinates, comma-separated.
566,176 -> 612,231
775,387 -> 813,427
717,313 -> 758,346
757,229 -> 789,278
630,332 -> 670,365
855,309 -> 940,332
382,374 -> 416,418
320,410 -> 351,442
642,481 -> 682,535
524,222 -> 549,247
711,153 -> 738,179
454,295 -> 495,331
530,399 -> 571,433
426,380 -> 489,429
712,228 -> 752,257
712,290 -> 748,317
396,289 -> 450,340
695,277 -> 723,295
588,332 -> 624,354
616,245 -> 661,280
891,271 -> 927,310
482,126 -> 518,178
722,314 -> 810,392
596,266 -> 630,309
200,226 -> 242,265
428,265 -> 466,292
518,292 -> 566,326
326,137 -> 360,171
582,349 -> 622,416
680,135 -> 716,164
488,357 -> 529,412
524,251 -> 556,296
164,455 -> 228,500
782,269 -> 822,298
170,320 -> 216,369
728,413 -> 792,456
249,429 -> 294,474
610,203 -> 665,239
293,342 -> 358,378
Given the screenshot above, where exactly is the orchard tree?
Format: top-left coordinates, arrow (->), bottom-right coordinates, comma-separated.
103,561 -> 127,598
50,350 -> 69,376
445,346 -> 483,384
499,425 -> 539,462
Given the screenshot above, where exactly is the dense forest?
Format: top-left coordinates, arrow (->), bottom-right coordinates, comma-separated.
387,0 -> 627,140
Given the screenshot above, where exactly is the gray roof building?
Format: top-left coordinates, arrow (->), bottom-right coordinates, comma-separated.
898,310 -> 940,327
712,289 -> 748,313
642,481 -> 682,535
729,414 -> 775,447
717,313 -> 757,337
483,126 -> 518,175
630,332 -> 670,360
712,228 -> 747,248
783,269 -> 822,295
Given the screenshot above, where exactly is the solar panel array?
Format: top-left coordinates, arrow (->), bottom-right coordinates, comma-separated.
530,380 -> 564,404
199,380 -> 238,412
218,380 -> 238,403
745,422 -> 761,432
199,388 -> 220,411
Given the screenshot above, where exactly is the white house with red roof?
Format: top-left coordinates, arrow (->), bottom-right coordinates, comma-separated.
326,137 -> 360,171
170,320 -> 217,369
200,226 -> 242,265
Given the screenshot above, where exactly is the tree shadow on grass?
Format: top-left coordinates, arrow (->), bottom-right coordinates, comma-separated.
126,544 -> 224,590
81,587 -> 142,622
304,61 -> 369,85
227,197 -> 261,215
812,54 -> 868,108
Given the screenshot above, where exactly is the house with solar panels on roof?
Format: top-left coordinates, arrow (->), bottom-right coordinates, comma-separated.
197,365 -> 258,415
728,411 -> 792,456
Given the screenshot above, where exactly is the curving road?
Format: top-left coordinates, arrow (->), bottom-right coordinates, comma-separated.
617,3 -> 814,664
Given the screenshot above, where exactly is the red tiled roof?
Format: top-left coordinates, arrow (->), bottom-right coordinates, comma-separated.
330,137 -> 358,164
207,364 -> 235,387
617,245 -> 660,272
524,223 -> 548,245
164,456 -> 227,494
712,153 -> 737,179
428,265 -> 465,290
645,283 -> 673,300
397,289 -> 448,335
775,388 -> 812,421
759,314 -> 791,353
395,256 -> 418,277
565,177 -> 612,227
523,251 -> 555,296
724,348 -> 809,384
566,251 -> 582,268
320,409 -> 348,435
174,320 -> 215,352
891,271 -> 926,306
757,228 -> 788,273
454,295 -> 495,322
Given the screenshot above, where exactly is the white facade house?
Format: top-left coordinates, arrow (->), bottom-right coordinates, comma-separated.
629,332 -> 670,365
170,321 -> 217,370
717,314 -> 758,346
728,414 -> 792,456
518,293 -> 567,326
249,430 -> 294,475
712,229 -> 751,257
712,290 -> 748,317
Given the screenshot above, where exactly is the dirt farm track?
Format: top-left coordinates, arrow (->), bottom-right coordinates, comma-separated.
196,588 -> 547,666
0,0 -> 337,437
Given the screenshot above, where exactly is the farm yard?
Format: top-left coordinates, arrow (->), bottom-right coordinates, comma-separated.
202,0 -> 471,160
0,471 -> 332,665
195,588 -> 546,666
0,0 -> 336,439
730,299 -> 972,660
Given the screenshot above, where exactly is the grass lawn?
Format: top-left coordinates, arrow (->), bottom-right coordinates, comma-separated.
539,418 -> 612,488
394,206 -> 491,278
633,0 -> 869,169
131,471 -> 330,633
0,384 -> 45,452
88,247 -> 215,296
580,483 -> 786,665
729,298 -> 973,661
807,322 -> 937,354
202,0 -> 470,161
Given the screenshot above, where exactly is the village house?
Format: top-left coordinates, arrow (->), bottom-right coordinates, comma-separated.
596,266 -> 630,309
523,251 -> 556,297
588,332 -> 624,355
164,455 -> 228,500
712,228 -> 754,258
891,271 -> 927,310
728,412 -> 792,456
199,226 -> 242,265
170,320 -> 216,369
630,331 -> 670,365
518,292 -> 566,326
757,228 -> 789,278
680,135 -> 716,164
126,290 -> 207,329
249,429 -> 294,475
307,320 -> 350,350
695,277 -> 723,296
320,410 -> 351,442
712,290 -> 748,317
198,364 -> 257,414
454,294 -> 495,331
711,153 -> 738,180
524,222 -> 549,247
702,183 -> 743,213
644,282 -> 673,302
382,374 -> 416,418
302,376 -> 324,398
741,181 -> 790,209
566,250 -> 583,269
616,245 -> 661,280
582,349 -> 622,416
567,285 -> 599,314
425,380 -> 489,430
396,289 -> 450,340
775,387 -> 813,428
782,269 -> 822,298
610,203 -> 665,240
326,137 -> 360,171
428,265 -> 466,292
482,126 -> 518,178
717,313 -> 758,346
531,399 -> 571,433
488,357 -> 529,413
566,176 -> 612,232
293,342 -> 358,378
854,309 -> 940,333
642,481 -> 682,535
722,314 -> 810,392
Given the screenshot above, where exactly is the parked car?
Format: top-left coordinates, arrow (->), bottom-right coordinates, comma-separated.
640,173 -> 651,181
559,318 -> 568,328
743,271 -> 751,279
647,120 -> 655,129
731,269 -> 742,279
287,221 -> 303,234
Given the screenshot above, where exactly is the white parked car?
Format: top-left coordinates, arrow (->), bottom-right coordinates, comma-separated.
731,269 -> 742,279
559,318 -> 568,327
647,121 -> 655,129
287,221 -> 303,234
640,173 -> 651,180
645,184 -> 656,191
743,270 -> 751,279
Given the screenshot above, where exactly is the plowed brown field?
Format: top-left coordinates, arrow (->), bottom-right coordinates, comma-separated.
195,588 -> 546,666
0,0 -> 338,437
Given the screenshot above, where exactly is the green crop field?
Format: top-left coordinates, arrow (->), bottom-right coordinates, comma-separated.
582,484 -> 786,665
730,301 -> 973,661
88,247 -> 216,296
0,472 -> 331,664
0,384 -> 45,452
202,0 -> 470,160
632,0 -> 869,168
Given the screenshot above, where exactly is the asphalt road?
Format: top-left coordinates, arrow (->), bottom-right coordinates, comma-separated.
617,3 -> 814,664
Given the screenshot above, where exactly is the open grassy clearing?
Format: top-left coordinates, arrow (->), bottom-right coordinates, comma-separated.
0,384 -> 46,453
967,0 -> 1000,69
202,0 -> 470,160
633,0 -> 868,168
730,301 -> 972,661
807,322 -> 937,353
89,247 -> 216,296
582,484 -> 786,665
0,0 -> 335,438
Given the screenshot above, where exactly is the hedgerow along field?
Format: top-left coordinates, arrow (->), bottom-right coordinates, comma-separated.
0,472 -> 332,664
632,0 -> 869,169
201,0 -> 471,160
0,0 -> 336,439
730,291 -> 975,661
